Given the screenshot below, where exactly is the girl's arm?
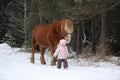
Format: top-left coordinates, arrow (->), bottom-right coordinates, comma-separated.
53,47 -> 59,57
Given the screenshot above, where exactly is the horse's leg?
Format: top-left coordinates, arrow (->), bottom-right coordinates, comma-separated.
49,45 -> 56,65
40,47 -> 46,64
31,42 -> 36,63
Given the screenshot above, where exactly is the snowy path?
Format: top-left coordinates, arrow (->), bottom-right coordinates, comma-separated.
0,43 -> 120,80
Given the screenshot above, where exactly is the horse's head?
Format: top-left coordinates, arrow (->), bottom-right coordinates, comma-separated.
60,19 -> 74,43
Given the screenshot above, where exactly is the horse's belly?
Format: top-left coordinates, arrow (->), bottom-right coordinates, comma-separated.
39,41 -> 49,47
36,34 -> 49,47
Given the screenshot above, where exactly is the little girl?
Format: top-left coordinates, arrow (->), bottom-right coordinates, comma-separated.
54,39 -> 69,69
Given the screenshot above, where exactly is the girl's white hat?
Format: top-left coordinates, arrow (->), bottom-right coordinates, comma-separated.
59,39 -> 67,46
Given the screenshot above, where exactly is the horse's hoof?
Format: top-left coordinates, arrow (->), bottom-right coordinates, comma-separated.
51,62 -> 56,66
41,61 -> 46,64
42,63 -> 46,65
30,60 -> 35,64
30,58 -> 35,63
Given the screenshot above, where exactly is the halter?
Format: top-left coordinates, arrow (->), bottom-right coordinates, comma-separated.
68,33 -> 72,34
67,33 -> 72,35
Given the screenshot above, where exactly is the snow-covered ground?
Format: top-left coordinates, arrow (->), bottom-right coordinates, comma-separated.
0,43 -> 120,80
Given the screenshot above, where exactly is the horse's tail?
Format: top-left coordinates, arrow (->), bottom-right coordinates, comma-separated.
31,29 -> 37,63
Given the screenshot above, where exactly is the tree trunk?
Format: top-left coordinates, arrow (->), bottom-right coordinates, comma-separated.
37,0 -> 42,24
100,4 -> 107,49
23,0 -> 27,47
91,18 -> 96,55
31,0 -> 40,25
76,26 -> 80,55
72,29 -> 77,51
76,23 -> 82,55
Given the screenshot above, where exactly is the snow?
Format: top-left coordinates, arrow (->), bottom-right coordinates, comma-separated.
0,43 -> 120,80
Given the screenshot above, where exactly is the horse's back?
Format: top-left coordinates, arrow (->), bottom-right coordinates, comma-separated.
32,24 -> 50,47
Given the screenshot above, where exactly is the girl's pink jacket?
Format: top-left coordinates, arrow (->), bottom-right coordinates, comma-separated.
54,45 -> 69,59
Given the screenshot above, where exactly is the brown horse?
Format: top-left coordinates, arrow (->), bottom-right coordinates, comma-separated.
31,19 -> 74,65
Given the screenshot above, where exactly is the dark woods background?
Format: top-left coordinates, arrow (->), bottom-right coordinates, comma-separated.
0,0 -> 120,56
